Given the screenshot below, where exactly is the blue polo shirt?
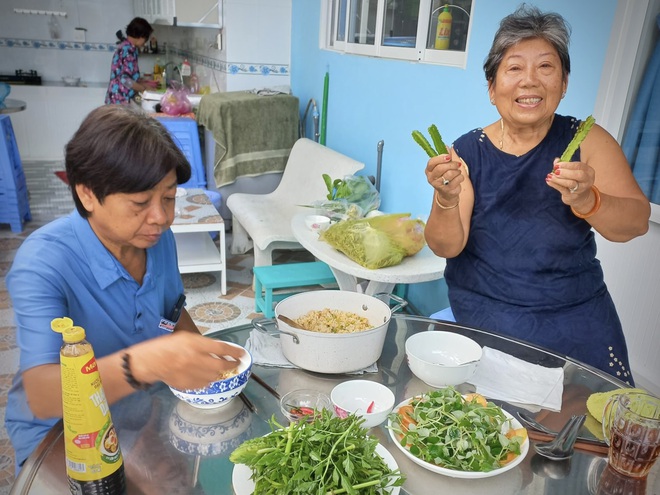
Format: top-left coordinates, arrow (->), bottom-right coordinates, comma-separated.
5,210 -> 184,471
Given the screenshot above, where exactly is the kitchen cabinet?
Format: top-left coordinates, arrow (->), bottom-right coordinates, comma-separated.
133,0 -> 221,28
9,85 -> 107,161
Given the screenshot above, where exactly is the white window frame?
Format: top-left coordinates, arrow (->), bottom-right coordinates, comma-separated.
320,0 -> 476,68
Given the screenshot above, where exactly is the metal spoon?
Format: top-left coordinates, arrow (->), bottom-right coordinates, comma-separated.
517,411 -> 608,447
533,414 -> 586,460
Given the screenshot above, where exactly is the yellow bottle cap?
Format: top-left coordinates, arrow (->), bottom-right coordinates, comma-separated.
51,317 -> 74,333
51,318 -> 86,342
62,326 -> 86,343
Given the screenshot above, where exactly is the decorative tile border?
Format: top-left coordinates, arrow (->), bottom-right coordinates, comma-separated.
0,37 -> 114,52
0,38 -> 289,77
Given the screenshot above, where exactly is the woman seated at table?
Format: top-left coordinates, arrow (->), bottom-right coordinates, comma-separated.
5,105 -> 244,472
424,6 -> 650,383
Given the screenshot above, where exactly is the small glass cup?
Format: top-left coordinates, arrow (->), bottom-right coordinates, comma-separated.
279,389 -> 331,423
603,392 -> 660,478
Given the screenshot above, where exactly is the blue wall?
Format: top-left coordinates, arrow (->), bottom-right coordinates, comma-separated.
290,0 -> 617,316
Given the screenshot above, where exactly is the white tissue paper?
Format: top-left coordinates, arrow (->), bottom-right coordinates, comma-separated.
245,329 -> 378,374
468,346 -> 564,412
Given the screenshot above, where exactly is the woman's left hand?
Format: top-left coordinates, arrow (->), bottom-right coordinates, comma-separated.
546,157 -> 596,209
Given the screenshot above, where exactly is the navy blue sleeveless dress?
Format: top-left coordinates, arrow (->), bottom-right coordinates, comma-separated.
447,114 -> 633,384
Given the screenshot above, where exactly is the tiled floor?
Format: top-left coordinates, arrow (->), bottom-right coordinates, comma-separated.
0,161 -> 312,493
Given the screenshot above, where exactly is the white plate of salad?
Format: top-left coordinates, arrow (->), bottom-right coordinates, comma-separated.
387,388 -> 529,479
230,410 -> 403,494
232,443 -> 400,494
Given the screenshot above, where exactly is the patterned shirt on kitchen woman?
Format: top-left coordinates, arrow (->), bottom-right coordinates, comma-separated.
105,39 -> 141,104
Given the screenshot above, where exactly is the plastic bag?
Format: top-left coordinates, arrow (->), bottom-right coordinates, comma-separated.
319,213 -> 426,269
315,175 -> 381,221
160,88 -> 192,115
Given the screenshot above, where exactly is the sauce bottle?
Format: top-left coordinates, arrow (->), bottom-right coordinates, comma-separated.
52,317 -> 126,495
434,5 -> 452,50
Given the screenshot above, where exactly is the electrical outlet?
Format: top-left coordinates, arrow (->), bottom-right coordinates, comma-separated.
74,27 -> 86,43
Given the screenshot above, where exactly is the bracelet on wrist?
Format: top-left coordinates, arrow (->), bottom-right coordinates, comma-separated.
122,352 -> 151,390
571,185 -> 601,219
435,191 -> 459,210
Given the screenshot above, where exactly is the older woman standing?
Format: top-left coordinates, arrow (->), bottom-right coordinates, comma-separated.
5,105 -> 244,472
424,5 -> 650,382
105,17 -> 157,104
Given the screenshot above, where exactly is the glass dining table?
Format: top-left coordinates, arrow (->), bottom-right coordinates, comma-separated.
10,315 -> 658,495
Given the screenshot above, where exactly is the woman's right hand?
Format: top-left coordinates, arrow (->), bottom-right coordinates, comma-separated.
128,332 -> 246,391
425,150 -> 463,207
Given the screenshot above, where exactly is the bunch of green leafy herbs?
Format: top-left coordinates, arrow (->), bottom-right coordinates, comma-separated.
230,409 -> 404,495
387,387 -> 524,472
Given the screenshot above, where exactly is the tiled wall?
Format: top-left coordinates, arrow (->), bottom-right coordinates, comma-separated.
0,0 -> 291,92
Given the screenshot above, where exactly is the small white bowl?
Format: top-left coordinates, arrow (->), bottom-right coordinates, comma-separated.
169,342 -> 252,409
62,76 -> 81,86
304,215 -> 330,233
330,380 -> 395,428
405,331 -> 482,388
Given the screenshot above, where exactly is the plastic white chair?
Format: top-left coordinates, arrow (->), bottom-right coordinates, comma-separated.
227,138 -> 364,267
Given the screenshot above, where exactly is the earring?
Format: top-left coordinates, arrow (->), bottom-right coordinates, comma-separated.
490,98 -> 495,104
561,92 -> 566,99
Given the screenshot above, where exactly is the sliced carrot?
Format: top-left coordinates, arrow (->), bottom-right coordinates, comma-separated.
397,405 -> 416,433
505,427 -> 528,442
464,393 -> 487,407
501,452 -> 518,465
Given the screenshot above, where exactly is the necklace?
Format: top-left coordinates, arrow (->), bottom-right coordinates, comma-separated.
499,118 -> 504,150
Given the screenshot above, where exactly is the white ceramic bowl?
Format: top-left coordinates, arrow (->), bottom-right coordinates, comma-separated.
330,380 -> 395,428
62,76 -> 81,86
304,214 -> 330,233
405,331 -> 482,387
169,342 -> 253,409
279,388 -> 332,423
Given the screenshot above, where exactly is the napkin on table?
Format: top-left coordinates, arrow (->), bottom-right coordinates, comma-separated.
245,329 -> 378,374
468,346 -> 564,412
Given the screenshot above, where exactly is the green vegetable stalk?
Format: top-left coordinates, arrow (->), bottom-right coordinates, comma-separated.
412,124 -> 449,157
560,115 -> 595,162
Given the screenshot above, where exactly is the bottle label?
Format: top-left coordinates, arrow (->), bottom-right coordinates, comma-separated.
61,352 -> 123,482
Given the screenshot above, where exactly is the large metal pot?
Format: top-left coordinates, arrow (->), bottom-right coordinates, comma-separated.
252,290 -> 406,374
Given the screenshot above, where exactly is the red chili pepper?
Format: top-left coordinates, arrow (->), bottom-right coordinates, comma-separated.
367,401 -> 375,413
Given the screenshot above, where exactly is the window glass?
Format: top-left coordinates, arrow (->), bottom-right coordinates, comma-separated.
348,0 -> 378,45
426,0 -> 472,52
382,0 -> 420,48
323,0 -> 475,68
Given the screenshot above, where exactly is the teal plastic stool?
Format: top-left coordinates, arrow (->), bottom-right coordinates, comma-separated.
253,261 -> 337,318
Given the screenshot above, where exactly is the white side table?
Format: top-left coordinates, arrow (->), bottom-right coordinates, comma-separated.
291,213 -> 446,296
171,188 -> 226,294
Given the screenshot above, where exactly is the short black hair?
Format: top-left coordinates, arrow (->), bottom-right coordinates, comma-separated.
125,17 -> 153,40
65,105 -> 191,218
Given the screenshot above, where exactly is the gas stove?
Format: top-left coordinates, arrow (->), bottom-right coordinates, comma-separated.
0,70 -> 42,85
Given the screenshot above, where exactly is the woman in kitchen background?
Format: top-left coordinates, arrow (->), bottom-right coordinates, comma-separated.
4,105 -> 244,472
105,16 -> 158,105
423,5 -> 650,382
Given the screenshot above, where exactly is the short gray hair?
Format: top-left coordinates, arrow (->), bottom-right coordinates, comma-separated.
483,4 -> 571,84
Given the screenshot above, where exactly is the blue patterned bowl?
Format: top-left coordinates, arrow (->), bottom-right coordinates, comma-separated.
169,342 -> 253,409
0,82 -> 10,105
168,398 -> 253,456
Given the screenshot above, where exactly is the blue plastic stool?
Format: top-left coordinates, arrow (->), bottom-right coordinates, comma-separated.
253,261 -> 337,318
429,307 -> 455,322
0,115 -> 31,232
155,116 -> 206,189
157,116 -> 221,237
